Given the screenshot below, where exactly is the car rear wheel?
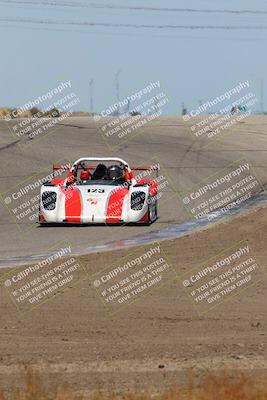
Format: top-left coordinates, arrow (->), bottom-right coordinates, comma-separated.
146,196 -> 158,224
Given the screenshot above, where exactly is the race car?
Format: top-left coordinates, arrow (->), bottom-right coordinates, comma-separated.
39,157 -> 159,225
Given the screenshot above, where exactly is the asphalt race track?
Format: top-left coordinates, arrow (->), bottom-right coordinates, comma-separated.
1,115 -> 267,263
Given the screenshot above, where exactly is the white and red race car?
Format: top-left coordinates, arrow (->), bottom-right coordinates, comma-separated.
39,157 -> 159,225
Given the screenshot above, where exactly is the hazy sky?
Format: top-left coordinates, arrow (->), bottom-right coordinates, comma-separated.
1,0 -> 267,114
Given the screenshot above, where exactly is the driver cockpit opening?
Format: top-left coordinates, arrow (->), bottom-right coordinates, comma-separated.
91,163 -> 108,180
74,161 -> 134,184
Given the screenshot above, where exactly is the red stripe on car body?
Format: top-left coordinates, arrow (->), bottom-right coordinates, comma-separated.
106,188 -> 128,223
139,211 -> 149,222
65,187 -> 82,223
137,179 -> 158,196
51,178 -> 65,185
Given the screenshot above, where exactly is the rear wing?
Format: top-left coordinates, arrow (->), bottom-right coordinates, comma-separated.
52,164 -> 71,177
131,166 -> 159,178
131,166 -> 159,170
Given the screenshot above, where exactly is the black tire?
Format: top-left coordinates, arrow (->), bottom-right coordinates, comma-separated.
146,197 -> 158,224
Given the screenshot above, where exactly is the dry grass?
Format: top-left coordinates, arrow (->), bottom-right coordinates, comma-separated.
0,108 -> 32,119
0,108 -> 92,119
0,368 -> 267,400
0,108 -> 11,118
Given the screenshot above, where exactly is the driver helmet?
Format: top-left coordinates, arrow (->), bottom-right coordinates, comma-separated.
107,165 -> 124,181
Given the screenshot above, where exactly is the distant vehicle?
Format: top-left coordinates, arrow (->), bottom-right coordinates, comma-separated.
231,105 -> 238,114
231,104 -> 247,114
39,157 -> 159,225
